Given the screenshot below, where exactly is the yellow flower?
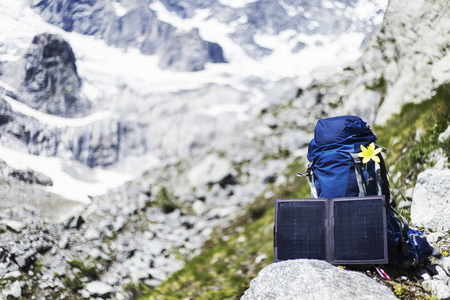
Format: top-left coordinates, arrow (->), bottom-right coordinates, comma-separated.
358,142 -> 382,163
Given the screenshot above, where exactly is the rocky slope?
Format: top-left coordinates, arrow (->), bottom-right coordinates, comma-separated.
145,0 -> 450,297
146,78 -> 450,300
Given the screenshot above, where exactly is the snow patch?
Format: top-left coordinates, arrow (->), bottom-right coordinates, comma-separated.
218,0 -> 258,9
432,54 -> 450,84
0,146 -> 133,203
111,0 -> 128,17
1,95 -> 118,128
322,1 -> 335,9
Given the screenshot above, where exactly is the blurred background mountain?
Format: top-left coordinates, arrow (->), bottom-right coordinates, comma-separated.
0,0 -> 449,299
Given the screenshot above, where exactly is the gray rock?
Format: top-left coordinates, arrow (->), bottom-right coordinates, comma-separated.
4,270 -> 22,279
241,260 -> 397,300
192,200 -> 207,216
411,169 -> 450,230
84,227 -> 101,240
159,0 -> 215,18
69,119 -> 121,167
425,231 -> 445,244
0,98 -> 14,125
158,28 -> 226,71
187,154 -> 234,188
438,126 -> 450,143
148,268 -> 167,281
422,278 -> 450,299
9,168 -> 53,186
85,281 -> 114,297
30,0 -> 115,36
1,281 -> 22,299
15,252 -> 36,269
105,6 -> 162,50
416,269 -> 431,281
397,200 -> 412,210
292,41 -> 308,53
2,220 -> 25,233
58,235 -> 70,249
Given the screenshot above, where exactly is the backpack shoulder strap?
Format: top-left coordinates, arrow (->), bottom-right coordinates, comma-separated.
377,153 -> 394,206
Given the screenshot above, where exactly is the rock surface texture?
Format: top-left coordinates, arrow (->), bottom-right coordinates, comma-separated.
337,0 -> 450,124
411,169 -> 450,231
20,33 -> 90,117
241,260 -> 398,300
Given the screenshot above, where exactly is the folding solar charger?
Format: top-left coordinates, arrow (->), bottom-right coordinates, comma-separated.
274,196 -> 388,265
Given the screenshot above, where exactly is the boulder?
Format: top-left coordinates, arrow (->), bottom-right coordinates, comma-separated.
1,281 -> 22,299
241,260 -> 397,300
411,169 -> 450,230
187,154 -> 234,188
85,281 -> 114,298
2,220 -> 25,233
423,278 -> 450,299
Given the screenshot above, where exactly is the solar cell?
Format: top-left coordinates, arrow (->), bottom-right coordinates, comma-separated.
274,196 -> 387,264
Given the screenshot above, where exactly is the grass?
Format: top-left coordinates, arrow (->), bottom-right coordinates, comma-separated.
155,186 -> 179,214
373,83 -> 450,212
366,73 -> 387,105
68,259 -> 99,279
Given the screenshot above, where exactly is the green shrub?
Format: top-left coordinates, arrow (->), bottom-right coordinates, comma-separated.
155,186 -> 179,213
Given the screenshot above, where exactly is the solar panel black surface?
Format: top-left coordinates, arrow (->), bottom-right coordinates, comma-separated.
274,196 -> 387,264
276,201 -> 326,260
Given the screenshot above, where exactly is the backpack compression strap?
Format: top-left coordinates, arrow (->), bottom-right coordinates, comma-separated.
297,159 -> 318,198
349,153 -> 367,197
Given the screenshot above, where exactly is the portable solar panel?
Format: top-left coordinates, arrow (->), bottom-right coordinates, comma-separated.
274,196 -> 387,264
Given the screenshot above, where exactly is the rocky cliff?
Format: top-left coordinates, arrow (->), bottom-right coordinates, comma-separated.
2,33 -> 90,117
22,33 -> 89,117
337,0 -> 450,124
0,31 -> 150,168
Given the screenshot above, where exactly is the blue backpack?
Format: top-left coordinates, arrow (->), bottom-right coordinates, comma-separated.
300,116 -> 446,268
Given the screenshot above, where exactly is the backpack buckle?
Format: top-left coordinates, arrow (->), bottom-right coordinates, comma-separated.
296,171 -> 309,177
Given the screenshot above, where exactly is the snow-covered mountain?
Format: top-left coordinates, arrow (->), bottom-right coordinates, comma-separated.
28,0 -> 385,71
0,0 -> 387,202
